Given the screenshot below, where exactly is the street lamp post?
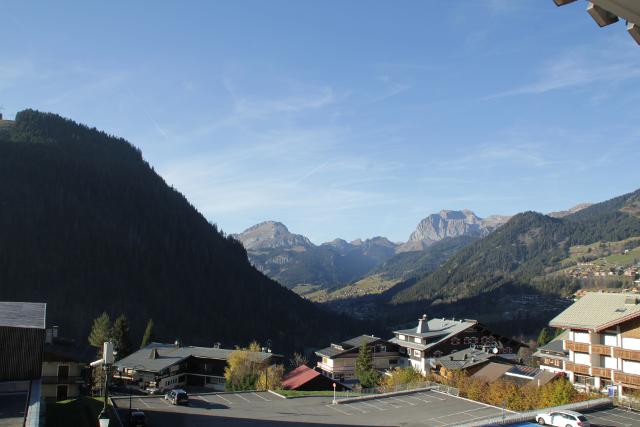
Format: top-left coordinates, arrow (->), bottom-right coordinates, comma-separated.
97,342 -> 114,427
127,365 -> 145,419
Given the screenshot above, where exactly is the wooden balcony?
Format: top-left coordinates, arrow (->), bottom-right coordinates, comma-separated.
614,371 -> 640,387
591,344 -> 612,356
565,362 -> 590,375
565,341 -> 589,353
591,367 -> 612,378
613,348 -> 640,361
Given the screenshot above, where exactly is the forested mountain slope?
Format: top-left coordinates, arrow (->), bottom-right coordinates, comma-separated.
391,190 -> 640,305
0,110 -> 365,352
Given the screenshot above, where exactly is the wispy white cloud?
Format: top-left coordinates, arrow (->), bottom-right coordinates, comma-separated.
487,41 -> 640,99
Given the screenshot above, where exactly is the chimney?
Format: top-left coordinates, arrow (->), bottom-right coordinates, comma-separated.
416,314 -> 429,334
52,326 -> 59,339
149,348 -> 159,359
45,328 -> 53,344
174,339 -> 181,347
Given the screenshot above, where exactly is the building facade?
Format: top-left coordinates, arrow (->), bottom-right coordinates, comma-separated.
389,315 -> 524,375
315,335 -> 401,384
114,342 -> 278,392
549,292 -> 640,397
40,327 -> 89,401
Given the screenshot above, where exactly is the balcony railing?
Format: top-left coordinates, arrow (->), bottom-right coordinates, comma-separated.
614,371 -> 640,387
591,367 -> 612,378
565,341 -> 589,353
613,348 -> 640,361
565,362 -> 590,375
591,344 -> 612,356
41,376 -> 84,385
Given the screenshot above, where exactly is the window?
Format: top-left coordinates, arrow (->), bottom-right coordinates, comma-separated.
574,375 -> 595,386
463,337 -> 470,345
389,359 -> 398,365
414,337 -> 422,344
450,337 -> 460,345
322,357 -> 328,365
622,337 -> 640,351
604,334 -> 617,347
574,352 -> 590,365
480,336 -> 488,344
470,337 -> 478,344
399,334 -> 406,341
413,349 -> 421,357
433,351 -> 443,357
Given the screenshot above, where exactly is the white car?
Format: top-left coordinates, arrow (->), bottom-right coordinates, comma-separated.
536,409 -> 590,427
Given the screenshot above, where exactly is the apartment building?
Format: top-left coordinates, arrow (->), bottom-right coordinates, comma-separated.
549,292 -> 640,397
315,335 -> 401,384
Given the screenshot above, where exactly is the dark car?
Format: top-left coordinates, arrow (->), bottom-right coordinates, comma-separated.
165,389 -> 189,405
129,410 -> 146,427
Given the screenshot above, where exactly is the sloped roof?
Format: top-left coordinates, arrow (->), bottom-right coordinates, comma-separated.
550,293 -> 640,331
116,342 -> 274,373
535,330 -> 569,357
433,348 -> 501,371
0,302 -> 46,329
471,362 -> 512,383
315,335 -> 381,358
394,318 -> 475,339
281,365 -> 321,390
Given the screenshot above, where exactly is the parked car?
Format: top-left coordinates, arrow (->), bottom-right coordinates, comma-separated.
144,386 -> 162,395
165,388 -> 189,405
536,409 -> 589,427
128,410 -> 146,427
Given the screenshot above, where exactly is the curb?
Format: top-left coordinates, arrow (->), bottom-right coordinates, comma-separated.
336,387 -> 434,405
268,390 -> 288,399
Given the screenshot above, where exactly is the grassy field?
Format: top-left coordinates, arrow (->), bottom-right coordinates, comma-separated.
303,274 -> 400,303
604,245 -> 640,265
46,396 -> 113,427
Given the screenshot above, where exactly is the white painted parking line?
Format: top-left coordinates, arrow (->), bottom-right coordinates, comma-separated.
390,396 -> 415,406
234,393 -> 251,402
360,401 -> 386,411
406,394 -> 431,404
326,404 -> 352,416
344,403 -> 368,414
215,394 -> 233,405
252,392 -> 270,401
197,395 -> 212,403
161,398 -> 172,406
418,391 -> 446,401
374,398 -> 401,408
138,398 -> 151,408
590,414 -> 633,426
606,408 -> 640,421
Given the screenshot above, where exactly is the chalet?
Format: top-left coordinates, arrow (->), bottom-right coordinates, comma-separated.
533,330 -> 569,375
472,363 -> 558,388
315,335 -> 401,384
389,314 -> 524,375
281,365 -> 349,391
549,292 -> 640,397
41,326 -> 90,401
115,342 -> 279,392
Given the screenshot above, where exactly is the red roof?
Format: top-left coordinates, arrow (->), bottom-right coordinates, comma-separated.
281,365 -> 321,390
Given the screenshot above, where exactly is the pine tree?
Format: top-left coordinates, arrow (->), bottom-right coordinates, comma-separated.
140,318 -> 154,349
88,312 -> 111,356
111,314 -> 132,360
537,327 -> 551,347
355,342 -> 379,388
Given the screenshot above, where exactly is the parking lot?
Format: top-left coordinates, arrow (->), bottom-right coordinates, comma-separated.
112,389 -> 507,426
580,405 -> 640,427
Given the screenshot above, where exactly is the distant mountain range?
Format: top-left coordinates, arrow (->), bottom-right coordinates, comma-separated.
233,209 -> 514,290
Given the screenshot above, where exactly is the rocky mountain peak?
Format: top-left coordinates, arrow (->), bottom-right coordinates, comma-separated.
233,220 -> 314,251
399,209 -> 509,252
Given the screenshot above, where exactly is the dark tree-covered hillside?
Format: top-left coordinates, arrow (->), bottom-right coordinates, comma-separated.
0,110 -> 367,353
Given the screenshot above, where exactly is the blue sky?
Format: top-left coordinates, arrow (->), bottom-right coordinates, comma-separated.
1,1 -> 639,243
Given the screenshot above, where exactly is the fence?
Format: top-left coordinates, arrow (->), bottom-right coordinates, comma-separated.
334,380 -> 459,401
